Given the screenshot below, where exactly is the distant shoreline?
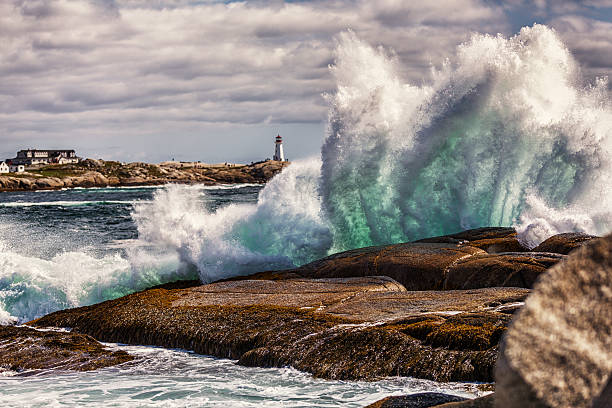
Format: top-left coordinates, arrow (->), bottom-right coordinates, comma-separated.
0,159 -> 289,192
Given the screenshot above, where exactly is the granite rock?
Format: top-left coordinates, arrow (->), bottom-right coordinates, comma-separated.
495,234 -> 612,408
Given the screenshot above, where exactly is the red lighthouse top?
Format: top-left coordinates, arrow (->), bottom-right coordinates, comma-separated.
275,134 -> 282,143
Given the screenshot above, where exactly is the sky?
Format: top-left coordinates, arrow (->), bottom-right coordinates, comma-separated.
1,0 -> 612,163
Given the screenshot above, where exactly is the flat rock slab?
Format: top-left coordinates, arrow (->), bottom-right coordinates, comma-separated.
31,277 -> 529,382
321,287 -> 529,322
0,325 -> 133,373
496,234 -> 612,408
172,276 -> 406,310
172,278 -> 528,322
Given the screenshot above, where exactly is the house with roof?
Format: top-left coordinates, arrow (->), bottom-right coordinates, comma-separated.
9,149 -> 80,166
0,162 -> 8,174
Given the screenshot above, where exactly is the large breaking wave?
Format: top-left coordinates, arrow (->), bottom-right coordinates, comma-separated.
1,25 -> 610,324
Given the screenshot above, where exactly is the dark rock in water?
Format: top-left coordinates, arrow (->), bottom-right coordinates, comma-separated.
416,227 -> 527,253
0,325 -> 133,372
30,277 -> 529,382
532,232 -> 598,254
495,234 -> 612,408
292,243 -> 486,290
592,376 -> 612,408
435,393 -> 495,407
364,392 -> 467,407
443,252 -> 566,290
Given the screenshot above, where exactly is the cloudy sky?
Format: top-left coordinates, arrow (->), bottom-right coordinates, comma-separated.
1,0 -> 611,163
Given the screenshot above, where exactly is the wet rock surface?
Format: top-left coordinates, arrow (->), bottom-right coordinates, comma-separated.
31,277 -> 529,382
283,243 -> 487,290
495,234 -> 612,408
367,393 -> 495,408
0,325 -> 133,373
442,252 -> 565,290
435,394 -> 495,407
532,232 -> 598,254
416,227 -> 527,254
246,234 -> 564,290
364,392 -> 467,407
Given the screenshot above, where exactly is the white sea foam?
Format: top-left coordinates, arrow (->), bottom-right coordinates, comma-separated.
0,343 -> 483,407
132,159 -> 329,282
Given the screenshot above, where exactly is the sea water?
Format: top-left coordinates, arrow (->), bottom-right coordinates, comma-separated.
0,343 -> 483,407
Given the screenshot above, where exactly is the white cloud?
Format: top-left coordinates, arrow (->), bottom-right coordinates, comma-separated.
0,0 -> 608,162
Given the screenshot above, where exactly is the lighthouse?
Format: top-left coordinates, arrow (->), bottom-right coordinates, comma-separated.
273,134 -> 284,161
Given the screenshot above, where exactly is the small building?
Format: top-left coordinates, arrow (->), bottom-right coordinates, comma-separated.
0,162 -> 8,174
9,164 -> 24,173
9,149 -> 80,166
273,134 -> 284,161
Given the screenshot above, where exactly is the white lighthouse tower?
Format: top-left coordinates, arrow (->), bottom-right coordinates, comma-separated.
273,134 -> 284,161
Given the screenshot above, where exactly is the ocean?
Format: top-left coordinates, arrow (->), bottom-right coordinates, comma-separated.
0,185 -> 481,407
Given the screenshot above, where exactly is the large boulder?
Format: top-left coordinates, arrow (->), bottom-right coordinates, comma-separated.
495,234 -> 612,408
532,232 -> 598,254
443,252 -> 565,289
416,227 -> 527,253
294,243 -> 486,290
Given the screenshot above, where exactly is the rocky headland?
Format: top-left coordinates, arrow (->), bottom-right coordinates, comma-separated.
4,227 -> 607,408
0,159 -> 289,192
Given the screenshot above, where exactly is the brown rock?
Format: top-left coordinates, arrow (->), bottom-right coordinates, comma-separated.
34,177 -> 64,189
31,277 -> 529,382
0,325 -> 133,373
364,393 -> 467,407
495,234 -> 612,408
435,394 -> 495,407
416,228 -> 527,253
443,252 -> 565,289
532,232 -> 598,254
294,243 -> 486,290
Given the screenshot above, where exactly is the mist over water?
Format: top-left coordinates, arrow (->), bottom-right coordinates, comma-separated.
0,24 -> 611,324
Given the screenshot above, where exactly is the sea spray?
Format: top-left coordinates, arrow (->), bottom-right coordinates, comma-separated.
323,26 -> 611,250
132,160 -> 330,282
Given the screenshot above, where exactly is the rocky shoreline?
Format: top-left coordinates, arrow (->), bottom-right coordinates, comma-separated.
3,228 -> 608,407
0,159 -> 289,192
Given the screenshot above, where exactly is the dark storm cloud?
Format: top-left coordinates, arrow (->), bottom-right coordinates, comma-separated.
0,0 -> 610,161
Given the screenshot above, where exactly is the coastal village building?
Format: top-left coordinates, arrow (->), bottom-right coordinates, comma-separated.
9,149 -> 80,166
273,134 -> 285,161
9,164 -> 24,173
0,162 -> 8,174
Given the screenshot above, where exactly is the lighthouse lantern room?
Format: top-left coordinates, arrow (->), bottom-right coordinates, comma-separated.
273,134 -> 284,161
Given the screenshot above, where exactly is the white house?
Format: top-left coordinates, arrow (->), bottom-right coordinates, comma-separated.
0,162 -> 8,174
10,149 -> 80,165
9,164 -> 24,173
